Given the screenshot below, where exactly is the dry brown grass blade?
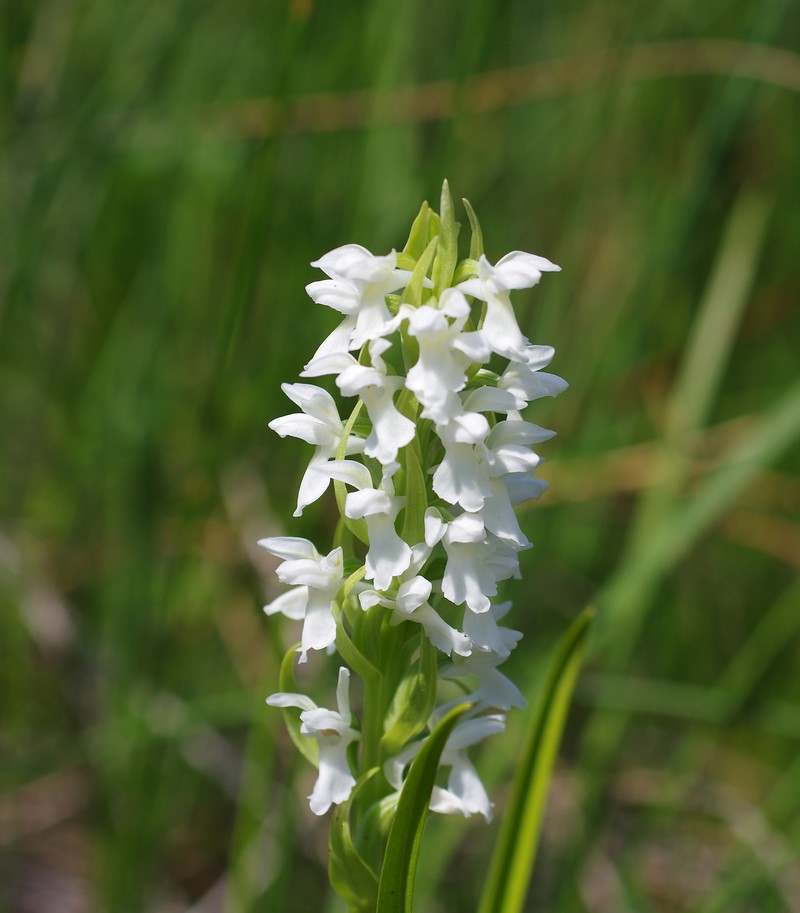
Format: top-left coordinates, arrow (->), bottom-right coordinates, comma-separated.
215,40 -> 800,138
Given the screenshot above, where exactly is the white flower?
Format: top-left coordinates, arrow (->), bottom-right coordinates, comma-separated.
425,510 -> 521,614
359,576 -> 472,657
425,511 -> 516,614
405,290 -> 490,424
498,344 -> 569,406
456,252 -> 560,361
303,279 -> 360,360
267,667 -> 359,815
484,420 -> 553,497
431,412 -> 493,512
462,601 -> 522,658
303,338 -> 415,468
259,536 -> 343,662
385,713 -> 505,821
307,244 -> 414,350
268,383 -> 364,517
461,384 -> 520,416
441,648 -> 526,711
503,472 -> 549,505
473,477 -> 529,548
320,460 -> 412,590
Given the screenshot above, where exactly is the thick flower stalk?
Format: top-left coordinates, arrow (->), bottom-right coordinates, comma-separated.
261,183 -> 566,907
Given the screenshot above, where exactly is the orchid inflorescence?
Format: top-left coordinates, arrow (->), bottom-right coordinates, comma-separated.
260,183 -> 566,897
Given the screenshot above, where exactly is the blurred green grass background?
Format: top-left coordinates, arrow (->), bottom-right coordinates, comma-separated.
2,1 -> 799,911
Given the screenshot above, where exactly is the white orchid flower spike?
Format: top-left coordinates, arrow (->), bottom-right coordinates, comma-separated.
260,184 -> 573,873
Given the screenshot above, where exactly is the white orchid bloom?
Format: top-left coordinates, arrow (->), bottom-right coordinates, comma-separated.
320,460 -> 412,590
425,511 -> 518,614
304,278 -> 360,360
441,647 -> 526,711
460,384 -> 520,416
303,338 -> 415,468
462,601 -> 522,658
259,537 -> 343,662
308,244 -> 414,350
268,383 -> 364,517
405,290 -> 491,424
445,421 -> 550,547
267,667 -> 359,815
498,344 -> 569,407
483,420 -> 554,482
359,575 -> 472,657
456,252 -> 560,360
431,411 -> 493,512
503,472 -> 549,505
473,476 -> 530,548
385,713 -> 505,821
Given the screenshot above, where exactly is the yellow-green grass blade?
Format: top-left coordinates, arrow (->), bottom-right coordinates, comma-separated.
478,608 -> 594,913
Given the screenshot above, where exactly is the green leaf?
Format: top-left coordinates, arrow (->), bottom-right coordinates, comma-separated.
425,210 -> 441,247
380,631 -> 438,757
452,258 -> 479,286
401,201 -> 431,262
400,436 -> 427,547
332,598 -> 380,684
402,235 -> 438,308
477,608 -> 594,913
329,770 -> 381,913
342,564 -> 367,601
462,197 -> 484,260
277,645 -> 318,767
432,179 -> 459,294
376,703 -> 472,913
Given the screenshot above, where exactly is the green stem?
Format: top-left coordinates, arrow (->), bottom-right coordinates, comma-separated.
354,613 -> 409,872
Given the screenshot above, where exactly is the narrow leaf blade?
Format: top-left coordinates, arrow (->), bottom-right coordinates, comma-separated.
376,703 -> 472,913
478,607 -> 594,913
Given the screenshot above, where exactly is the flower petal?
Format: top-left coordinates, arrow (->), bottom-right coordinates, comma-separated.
263,586 -> 308,620
494,250 -> 560,288
309,743 -> 356,815
266,691 -> 317,712
258,537 -> 320,561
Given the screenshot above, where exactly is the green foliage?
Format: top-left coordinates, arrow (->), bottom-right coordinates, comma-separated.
399,436 -> 427,546
330,772 -> 381,913
478,608 -> 593,913
376,704 -> 472,913
462,198 -> 485,261
380,633 -> 438,758
402,236 -> 439,307
431,180 -> 459,295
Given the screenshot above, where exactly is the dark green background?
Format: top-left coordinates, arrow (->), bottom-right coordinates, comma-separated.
2,1 -> 799,911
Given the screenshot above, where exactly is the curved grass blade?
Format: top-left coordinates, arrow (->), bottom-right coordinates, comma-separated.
478,607 -> 594,913
376,703 -> 472,913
